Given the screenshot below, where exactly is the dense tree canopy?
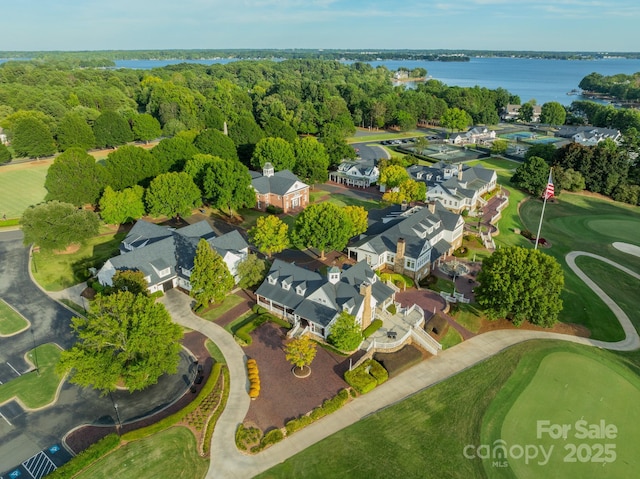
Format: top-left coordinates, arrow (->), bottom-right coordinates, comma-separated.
58,291 -> 183,394
99,185 -> 146,224
45,147 -> 105,205
343,205 -> 368,239
194,128 -> 239,161
294,202 -> 351,260
236,253 -> 267,290
475,246 -> 564,327
293,136 -> 330,184
21,201 -> 100,250
56,112 -> 95,151
131,113 -> 162,143
151,135 -> 200,173
111,270 -> 149,296
201,158 -> 255,214
11,117 -> 56,158
379,164 -> 410,189
0,143 -> 11,164
440,107 -> 472,133
511,156 -> 550,197
104,145 -> 160,190
146,172 -> 201,218
93,110 -> 133,148
540,101 -> 566,126
251,137 -> 296,171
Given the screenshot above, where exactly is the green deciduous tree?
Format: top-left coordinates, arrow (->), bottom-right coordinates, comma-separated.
379,164 -> 410,189
194,129 -> 239,161
475,246 -> 564,327
382,179 -> 427,204
56,112 -> 95,151
190,239 -> 235,308
0,143 -> 11,164
491,138 -> 508,155
99,185 -> 146,224
57,291 -> 183,395
236,253 -> 267,290
511,156 -> 550,197
44,147 -> 105,206
146,172 -> 201,219
201,158 -> 255,215
93,111 -> 134,148
293,136 -> 330,184
284,335 -> 317,373
251,137 -> 296,171
540,102 -> 566,126
328,311 -> 363,352
21,201 -> 100,251
518,102 -> 535,123
11,117 -> 56,158
294,203 -> 351,260
343,205 -> 368,238
131,113 -> 162,143
104,145 -> 160,190
152,136 -> 200,173
111,270 -> 149,296
440,107 -> 472,134
249,215 -> 290,258
263,116 -> 297,143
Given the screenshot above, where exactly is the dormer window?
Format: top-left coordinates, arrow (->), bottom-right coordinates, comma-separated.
281,278 -> 292,290
296,283 -> 307,296
268,274 -> 277,285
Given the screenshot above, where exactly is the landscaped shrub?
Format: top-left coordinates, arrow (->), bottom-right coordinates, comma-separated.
387,303 -> 397,314
252,304 -> 268,315
363,319 -> 383,339
266,205 -> 283,214
285,414 -> 314,435
368,360 -> 389,385
247,359 -> 260,399
235,423 -> 262,451
453,246 -> 469,257
521,229 -> 534,240
202,367 -> 230,455
260,428 -> 284,448
344,365 -> 377,395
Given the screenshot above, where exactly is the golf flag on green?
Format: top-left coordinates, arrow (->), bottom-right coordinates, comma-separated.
542,169 -> 554,200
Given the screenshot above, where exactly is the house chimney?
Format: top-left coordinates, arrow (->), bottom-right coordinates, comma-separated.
457,166 -> 463,181
394,238 -> 405,275
401,200 -> 408,211
428,201 -> 436,214
359,282 -> 373,330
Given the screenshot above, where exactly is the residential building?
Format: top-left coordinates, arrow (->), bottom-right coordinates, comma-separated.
250,163 -> 310,213
554,126 -> 621,146
255,259 -> 395,339
407,161 -> 497,213
97,219 -> 248,294
501,104 -> 542,122
329,158 -> 380,188
450,126 -> 496,145
347,202 -> 464,281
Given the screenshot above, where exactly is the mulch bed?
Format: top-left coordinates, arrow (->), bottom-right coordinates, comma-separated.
65,331 -> 213,454
374,344 -> 431,378
242,322 -> 351,432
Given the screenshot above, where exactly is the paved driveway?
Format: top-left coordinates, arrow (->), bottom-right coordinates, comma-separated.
0,231 -> 75,383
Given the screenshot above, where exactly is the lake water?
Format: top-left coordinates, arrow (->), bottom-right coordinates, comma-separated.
3,56 -> 640,105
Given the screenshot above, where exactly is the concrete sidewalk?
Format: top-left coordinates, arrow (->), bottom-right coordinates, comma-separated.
161,247 -> 640,479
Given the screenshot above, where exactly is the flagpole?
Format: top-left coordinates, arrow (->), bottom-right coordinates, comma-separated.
534,168 -> 553,250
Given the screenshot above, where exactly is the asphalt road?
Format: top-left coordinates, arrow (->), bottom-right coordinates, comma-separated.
0,231 -> 75,383
0,231 -> 197,475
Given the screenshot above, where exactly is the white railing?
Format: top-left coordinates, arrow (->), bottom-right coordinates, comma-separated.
411,327 -> 442,355
287,323 -> 300,338
385,280 -> 401,293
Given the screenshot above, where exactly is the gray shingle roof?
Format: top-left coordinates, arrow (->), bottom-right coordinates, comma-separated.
250,169 -> 307,196
256,259 -> 393,328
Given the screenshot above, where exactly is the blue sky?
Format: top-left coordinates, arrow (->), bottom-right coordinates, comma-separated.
2,0 -> 638,52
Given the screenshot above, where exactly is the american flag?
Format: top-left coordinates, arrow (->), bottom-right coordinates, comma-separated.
543,169 -> 554,200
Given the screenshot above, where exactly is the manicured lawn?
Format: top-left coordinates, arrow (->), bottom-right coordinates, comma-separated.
326,193 -> 383,211
197,293 -> 245,322
492,174 -> 530,249
346,130 -> 423,143
440,326 -> 463,349
236,208 -> 269,230
482,348 -> 640,479
0,299 -> 29,335
453,303 -> 484,334
0,161 -> 49,218
31,229 -> 125,291
74,426 -> 209,479
468,157 -> 521,172
518,192 -> 640,340
0,343 -> 63,409
205,339 -> 227,364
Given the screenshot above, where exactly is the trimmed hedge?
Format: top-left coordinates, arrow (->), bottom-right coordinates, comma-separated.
344,360 -> 388,394
254,428 -> 284,452
285,414 -> 314,435
286,388 -> 350,435
46,434 -> 121,478
363,319 -> 383,339
236,423 -> 262,451
202,367 -> 230,455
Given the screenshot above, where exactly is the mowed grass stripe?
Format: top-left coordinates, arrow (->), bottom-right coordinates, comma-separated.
0,299 -> 29,335
492,351 -> 640,479
0,163 -> 49,218
74,426 -> 209,479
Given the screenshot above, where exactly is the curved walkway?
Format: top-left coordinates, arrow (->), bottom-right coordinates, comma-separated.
160,245 -> 640,479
